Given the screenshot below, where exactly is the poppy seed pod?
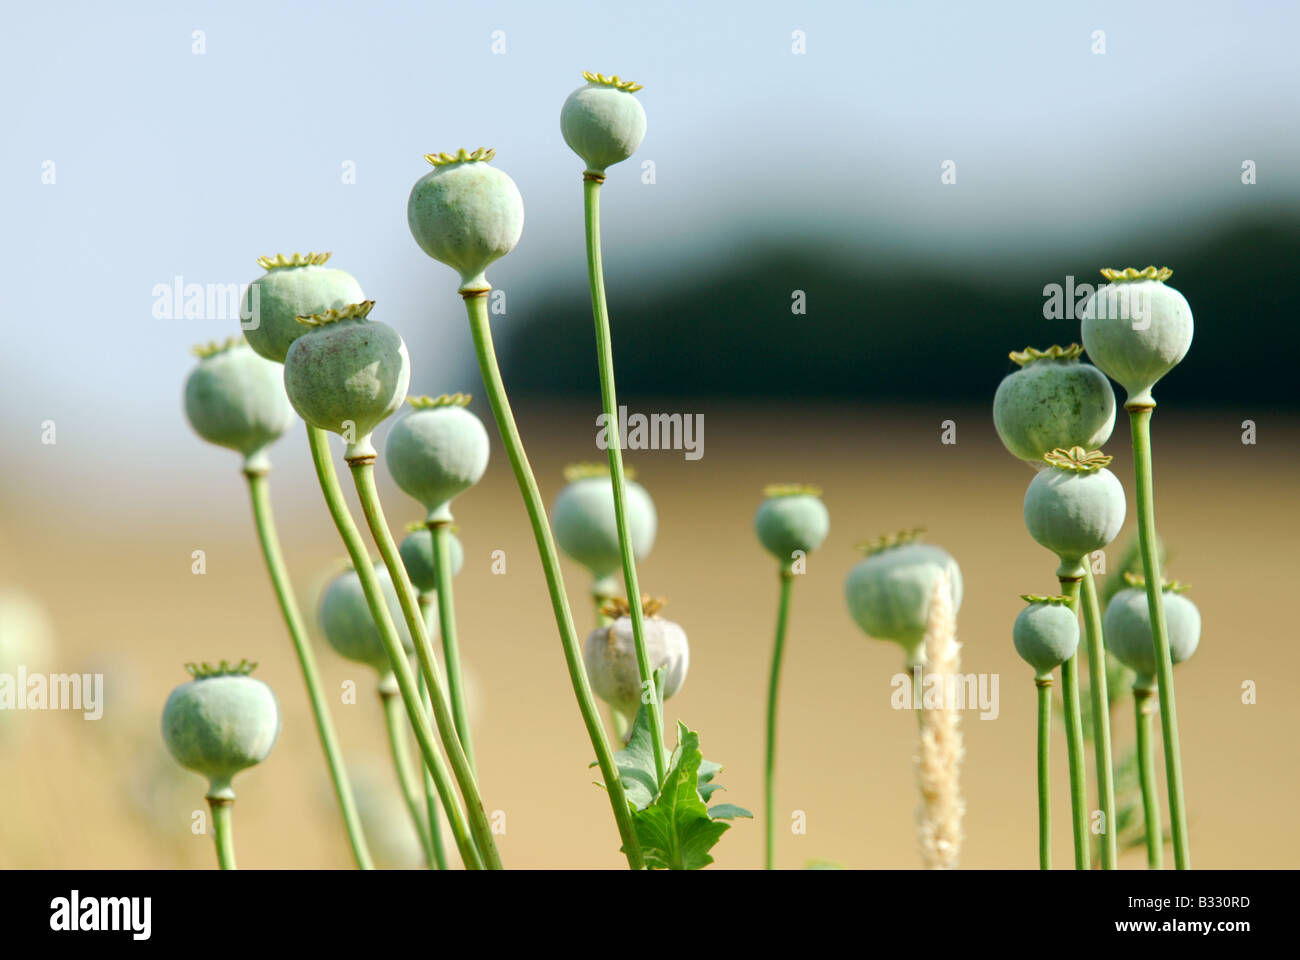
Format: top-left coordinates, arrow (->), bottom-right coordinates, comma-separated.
553,463 -> 657,582
1081,267 -> 1193,407
282,301 -> 410,462
993,344 -> 1116,464
242,253 -> 365,364
318,562 -> 418,678
161,660 -> 280,800
844,530 -> 963,666
1103,576 -> 1201,688
385,394 -> 490,524
1013,595 -> 1080,679
583,598 -> 688,725
184,338 -> 294,472
560,72 -> 647,175
1023,447 -> 1127,578
407,148 -> 524,294
399,523 -> 464,595
754,485 -> 830,565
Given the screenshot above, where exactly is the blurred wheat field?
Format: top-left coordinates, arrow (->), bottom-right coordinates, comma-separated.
0,402 -> 1295,869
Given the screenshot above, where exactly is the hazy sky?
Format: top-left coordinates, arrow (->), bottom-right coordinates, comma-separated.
3,0 -> 1298,508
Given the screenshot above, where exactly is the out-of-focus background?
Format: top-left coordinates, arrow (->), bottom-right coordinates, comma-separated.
1,0 -> 1297,868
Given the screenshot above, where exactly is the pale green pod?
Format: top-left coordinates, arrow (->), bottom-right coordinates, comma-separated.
560,72 -> 647,175
1023,447 -> 1126,578
584,602 -> 688,724
399,526 -> 464,595
161,661 -> 280,800
754,485 -> 830,565
1080,267 -> 1193,407
385,394 -> 490,524
183,338 -> 294,471
552,464 -> 657,581
407,148 -> 524,293
993,344 -> 1115,464
282,301 -> 410,461
1012,595 -> 1079,679
1103,581 -> 1201,688
242,252 -> 365,364
318,563 -> 417,678
844,531 -> 963,666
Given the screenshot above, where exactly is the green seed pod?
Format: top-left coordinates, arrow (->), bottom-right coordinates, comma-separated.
283,301 -> 410,461
993,344 -> 1115,464
583,598 -> 688,724
183,337 -> 294,472
399,523 -> 464,595
407,148 -> 524,294
560,72 -> 647,175
318,563 -> 417,678
385,394 -> 490,524
1080,267 -> 1193,407
1012,595 -> 1080,679
754,484 -> 830,565
242,252 -> 365,364
1103,576 -> 1201,688
161,660 -> 280,800
844,530 -> 963,666
552,463 -> 657,582
1023,447 -> 1126,578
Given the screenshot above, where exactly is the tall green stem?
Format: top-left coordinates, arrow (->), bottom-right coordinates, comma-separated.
1035,677 -> 1052,870
305,425 -> 481,870
431,521 -> 475,773
582,175 -> 667,786
1134,685 -> 1164,870
350,460 -> 502,870
418,596 -> 449,870
463,290 -> 645,870
380,685 -> 435,868
207,798 -> 236,870
243,467 -> 373,870
763,568 -> 794,870
1057,577 -> 1091,870
1080,567 -> 1117,869
1128,406 -> 1190,869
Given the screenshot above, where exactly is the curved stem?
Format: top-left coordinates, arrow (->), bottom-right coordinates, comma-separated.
463,291 -> 645,870
305,425 -> 481,870
380,686 -> 435,868
1036,678 -> 1052,870
243,468 -> 373,870
207,798 -> 236,870
1135,686 -> 1164,870
350,461 -> 502,869
1128,407 -> 1190,869
418,596 -> 449,870
583,177 -> 667,786
1081,567 -> 1118,869
1057,577 -> 1091,870
431,521 -> 475,773
764,568 -> 794,870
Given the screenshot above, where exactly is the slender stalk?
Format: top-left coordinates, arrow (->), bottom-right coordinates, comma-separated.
305,425 -> 481,870
380,684 -> 435,868
431,521 -> 475,773
242,467 -> 373,870
582,175 -> 667,785
1080,567 -> 1118,869
1057,577 -> 1091,870
1128,406 -> 1190,869
463,290 -> 645,869
763,568 -> 794,870
1035,677 -> 1052,870
418,596 -> 449,871
207,798 -> 236,870
350,460 -> 502,870
1134,685 -> 1164,870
